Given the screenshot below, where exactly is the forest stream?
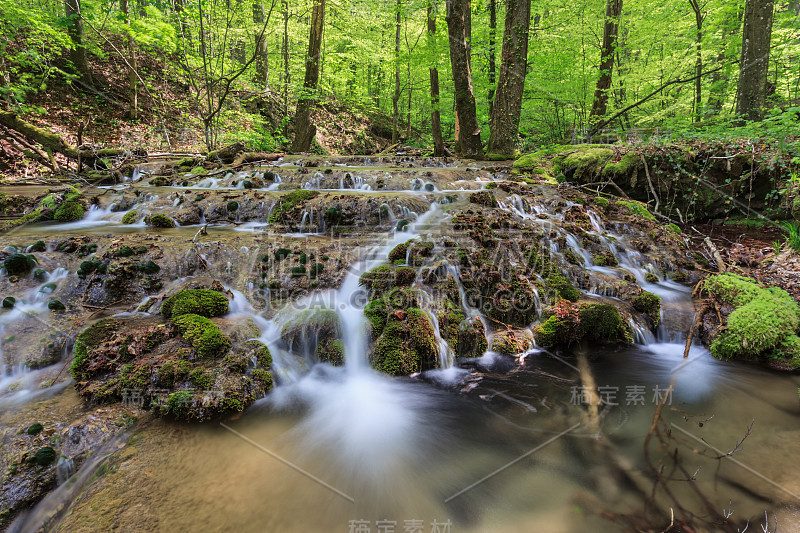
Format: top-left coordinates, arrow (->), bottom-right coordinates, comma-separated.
0,157 -> 799,532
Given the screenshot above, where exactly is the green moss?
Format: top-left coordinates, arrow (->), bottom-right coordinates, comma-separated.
224,352 -> 249,373
33,447 -> 56,466
227,200 -> 239,212
616,200 -> 656,221
54,201 -> 84,222
274,248 -> 292,261
26,423 -> 43,435
644,273 -> 659,283
593,196 -> 610,208
247,340 -> 272,368
705,274 -> 800,361
372,322 -> 417,376
579,304 -> 632,344
280,308 -> 341,349
561,147 -> 614,181
138,260 -> 160,275
592,251 -> 618,267
250,368 -> 274,391
268,190 -> 318,223
3,253 -> 34,276
2,296 -> 15,308
291,265 -> 307,277
317,339 -> 345,365
364,298 -> 390,337
396,219 -> 409,231
173,314 -> 231,359
393,266 -> 416,286
388,242 -> 409,262
71,319 -> 120,379
33,268 -> 47,280
310,263 -> 324,278
149,214 -> 175,228
188,368 -> 215,389
632,291 -> 661,326
534,315 -> 576,347
28,240 -> 46,252
116,246 -> 135,257
667,223 -> 682,234
359,264 -> 394,293
161,289 -> 229,319
47,299 -> 65,311
546,273 -> 580,302
601,151 -> 639,178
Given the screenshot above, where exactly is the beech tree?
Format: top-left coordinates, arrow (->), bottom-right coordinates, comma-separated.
487,0 -> 531,156
589,0 -> 623,121
291,0 -> 325,152
445,0 -> 482,158
735,0 -> 775,121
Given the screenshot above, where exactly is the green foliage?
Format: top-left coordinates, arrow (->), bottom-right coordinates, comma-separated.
161,289 -> 229,319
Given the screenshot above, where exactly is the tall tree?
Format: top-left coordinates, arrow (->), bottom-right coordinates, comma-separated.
292,0 -> 325,152
589,0 -> 623,120
487,0 -> 531,156
688,0 -> 705,120
120,0 -> 138,119
64,0 -> 93,87
427,1 -> 445,156
392,0 -> 402,144
446,0 -> 482,158
735,0 -> 775,121
487,0 -> 496,117
253,2 -> 270,92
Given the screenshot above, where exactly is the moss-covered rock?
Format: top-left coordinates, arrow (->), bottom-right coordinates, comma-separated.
393,266 -> 416,286
71,318 -> 120,379
149,214 -> 175,228
469,191 -> 498,208
547,273 -> 580,302
371,308 -> 438,376
616,200 -> 656,221
491,329 -> 533,355
121,210 -> 139,224
161,289 -> 230,319
173,314 -> 231,359
388,242 -> 409,262
3,253 -> 35,276
359,264 -> 394,294
578,304 -> 632,344
632,291 -> 661,327
54,201 -> 84,222
28,240 -> 46,252
364,298 -> 390,337
703,274 -> 800,362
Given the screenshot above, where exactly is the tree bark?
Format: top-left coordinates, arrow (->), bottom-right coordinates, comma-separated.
427,2 -> 445,156
689,0 -> 703,120
64,0 -> 93,87
589,0 -> 623,120
392,0 -> 402,144
488,0 -> 496,117
446,0 -> 482,158
253,3 -> 270,92
120,0 -> 138,119
282,0 -> 290,113
735,0 -> 774,121
291,0 -> 325,152
487,0 -> 530,156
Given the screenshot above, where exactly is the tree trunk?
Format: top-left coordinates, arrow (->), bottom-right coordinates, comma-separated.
487,0 -> 530,157
735,0 -> 774,121
428,2 -> 445,156
64,0 -> 93,87
253,3 -> 270,92
121,0 -> 138,119
446,0 -> 482,158
282,0 -> 290,114
689,0 -> 703,120
392,0 -> 402,144
488,0 -> 496,117
589,0 -> 623,120
291,0 -> 325,152
706,8 -> 741,113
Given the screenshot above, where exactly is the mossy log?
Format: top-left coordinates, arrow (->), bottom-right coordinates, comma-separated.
0,110 -> 138,164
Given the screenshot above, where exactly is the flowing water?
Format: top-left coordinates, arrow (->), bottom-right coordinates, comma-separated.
4,158 -> 800,532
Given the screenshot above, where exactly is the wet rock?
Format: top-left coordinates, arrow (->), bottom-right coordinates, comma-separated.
173,206 -> 203,226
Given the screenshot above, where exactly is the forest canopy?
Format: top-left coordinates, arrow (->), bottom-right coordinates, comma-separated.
0,0 -> 798,156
